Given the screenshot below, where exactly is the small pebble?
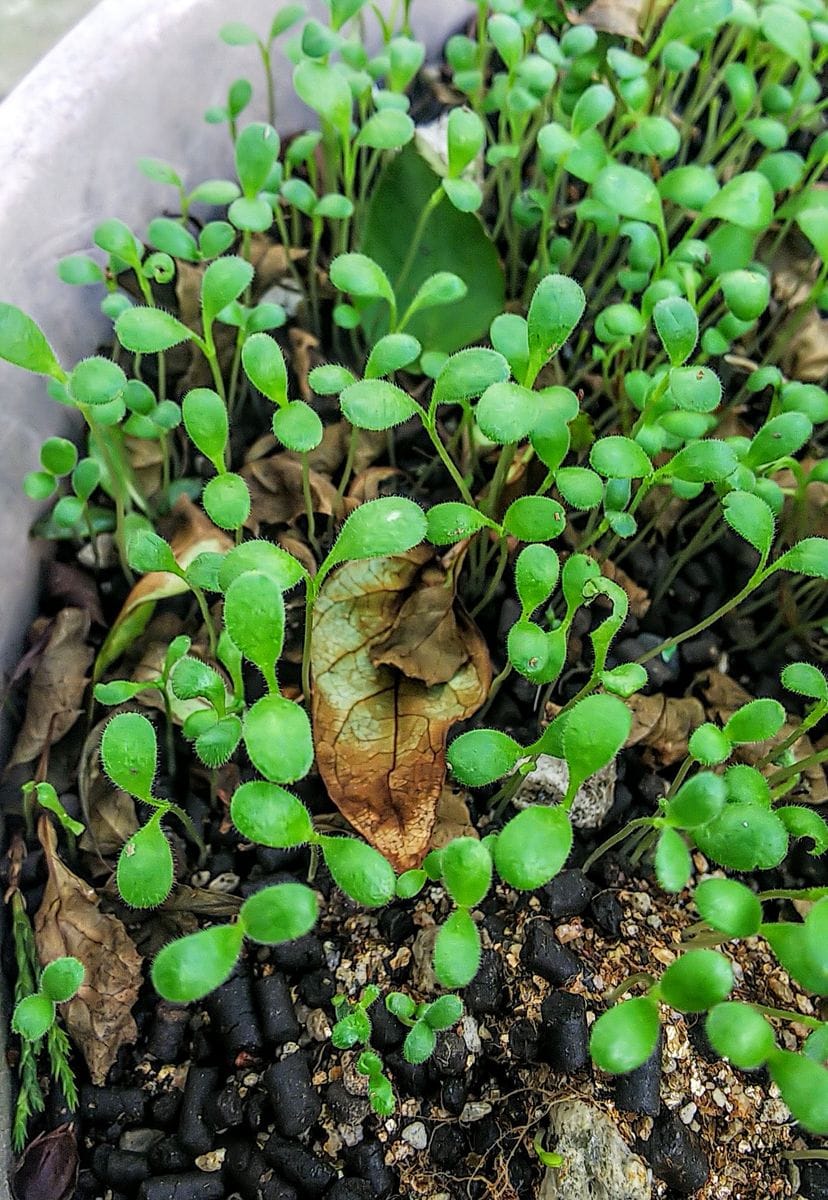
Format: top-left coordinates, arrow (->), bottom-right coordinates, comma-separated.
402,1121 -> 428,1150
589,891 -> 623,937
461,1016 -> 481,1055
119,1129 -> 164,1154
432,1030 -> 466,1077
459,1101 -> 492,1123
148,1137 -> 190,1175
613,1032 -> 662,1116
441,1078 -> 468,1115
463,951 -> 504,1014
194,1147 -> 226,1173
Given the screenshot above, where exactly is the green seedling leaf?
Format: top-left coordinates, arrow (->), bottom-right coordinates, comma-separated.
201,256 -> 254,329
294,59 -> 352,139
666,440 -> 737,483
12,994 -> 55,1041
688,723 -> 731,765
695,878 -> 762,938
589,997 -> 660,1074
441,837 -> 493,907
722,491 -> 775,556
763,921 -> 827,995
183,388 -> 228,469
117,814 -> 174,908
403,1020 -> 437,1064
495,806 -> 573,890
171,656 -> 225,707
406,272 -> 467,321
39,957 -> 84,1004
527,274 -> 586,368
321,836 -> 396,907
242,332 -> 288,406
363,145 -> 504,354
660,949 -> 734,1013
702,172 -> 774,232
778,807 -> 828,856
116,307 -> 194,353
746,412 -> 812,469
432,347 -> 509,407
202,473 -> 251,530
706,1002 -> 775,1070
425,994 -> 464,1030
669,367 -> 722,413
309,364 -> 355,395
0,302 -> 65,379
23,781 -> 84,838
365,333 -> 421,379
151,923 -> 244,1002
235,122 -> 280,196
781,662 -> 827,702
803,1026 -> 828,1066
555,467 -> 603,510
386,992 -> 417,1021
593,163 -> 663,227
240,882 -> 319,943
101,712 -> 157,801
195,715 -> 242,768
447,107 -> 485,177
652,294 -> 696,360
448,729 -> 522,787
515,544 -> 560,613
396,869 -> 427,899
655,827 -> 692,892
503,496 -> 566,543
69,356 -> 127,407
244,695 -> 313,783
601,663 -> 648,698
224,570 -> 285,690
666,772 -> 727,828
340,379 -> 419,430
560,694 -> 632,807
773,538 -> 828,580
327,497 -> 426,567
476,382 -> 539,444
720,269 -> 770,321
58,253 -> 105,285
219,539 -> 308,592
231,780 -> 313,847
768,1050 -> 828,1135
724,698 -> 785,744
40,437 -> 77,477
127,530 -> 179,576
508,620 -> 555,684
695,804 -> 788,872
434,908 -> 481,988
330,253 -> 395,311
426,502 -> 496,545
590,436 -> 652,480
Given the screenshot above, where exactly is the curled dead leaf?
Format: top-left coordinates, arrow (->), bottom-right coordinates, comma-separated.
34,817 -> 143,1085
312,547 -> 490,871
573,0 -> 645,40
626,692 -> 705,766
11,1123 -> 78,1200
241,451 -> 342,533
348,466 -> 410,505
599,558 -> 651,619
8,609 -> 93,769
429,785 -> 477,849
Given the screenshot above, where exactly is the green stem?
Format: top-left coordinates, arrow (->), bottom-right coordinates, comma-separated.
393,185 -> 444,303
749,1003 -> 823,1031
581,817 -> 655,875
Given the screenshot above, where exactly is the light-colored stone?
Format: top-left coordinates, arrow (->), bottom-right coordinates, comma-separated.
401,1121 -> 428,1150
540,1101 -> 651,1200
515,756 -> 617,829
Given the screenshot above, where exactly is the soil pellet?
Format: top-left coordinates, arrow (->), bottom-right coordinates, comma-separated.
344,1139 -> 395,1199
264,1051 -> 322,1136
148,1136 -> 191,1174
540,991 -> 589,1072
463,950 -> 505,1014
245,1087 -> 270,1133
92,1146 -> 150,1187
299,966 -> 337,1008
269,932 -> 325,973
205,1082 -> 244,1130
541,869 -> 595,920
368,997 -> 405,1050
225,1138 -> 298,1200
386,1050 -> 435,1096
148,1089 -> 182,1127
441,1078 -> 469,1115
138,1172 -> 226,1200
645,1110 -> 710,1194
255,973 -> 302,1044
433,1030 -> 466,1077
589,890 -> 623,937
520,921 -> 581,984
207,969 -> 263,1056
613,1032 -> 662,1116
377,904 -> 416,943
326,1180 -> 374,1200
179,1065 -> 221,1155
800,1162 -> 828,1200
326,1080 -> 371,1127
80,1085 -> 146,1126
430,1123 -> 468,1168
146,1002 -> 190,1060
508,1019 -> 540,1064
264,1134 -> 337,1196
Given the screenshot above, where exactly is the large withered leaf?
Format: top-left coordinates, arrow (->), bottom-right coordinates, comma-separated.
34,818 -> 143,1084
96,495 -> 232,675
8,609 -> 93,769
626,692 -> 705,766
11,1124 -> 78,1200
575,0 -> 645,39
312,547 -> 490,870
241,451 -> 342,533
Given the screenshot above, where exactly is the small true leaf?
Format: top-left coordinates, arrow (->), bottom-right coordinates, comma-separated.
495,806 -> 573,890
151,924 -> 244,1003
589,997 -> 660,1074
321,836 -> 396,907
433,909 -> 481,988
240,883 -> 319,943
117,815 -> 174,908
659,949 -> 734,1012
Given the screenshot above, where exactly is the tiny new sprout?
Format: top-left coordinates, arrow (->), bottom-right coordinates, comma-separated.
331,986 -> 395,1115
385,992 -> 465,1065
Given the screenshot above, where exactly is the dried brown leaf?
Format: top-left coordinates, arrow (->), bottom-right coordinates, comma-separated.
312,548 -> 490,870
348,466 -> 410,505
34,818 -> 143,1084
45,561 -> 104,627
626,692 -> 705,765
8,609 -> 93,769
429,785 -> 477,850
573,0 -> 644,40
599,558 -> 651,619
11,1123 -> 78,1200
241,451 -> 342,533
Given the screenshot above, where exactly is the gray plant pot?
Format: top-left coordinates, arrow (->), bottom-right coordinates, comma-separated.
0,0 -> 469,1185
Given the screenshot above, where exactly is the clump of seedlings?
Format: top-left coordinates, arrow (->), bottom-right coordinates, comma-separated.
1,0 -> 827,1173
